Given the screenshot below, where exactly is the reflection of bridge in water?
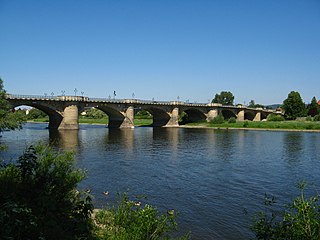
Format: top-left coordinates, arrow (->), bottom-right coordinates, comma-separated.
7,94 -> 280,130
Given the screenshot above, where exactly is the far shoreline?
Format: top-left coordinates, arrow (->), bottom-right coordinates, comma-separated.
26,121 -> 320,133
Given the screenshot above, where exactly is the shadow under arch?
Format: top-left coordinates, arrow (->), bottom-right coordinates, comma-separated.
12,103 -> 63,129
244,111 -> 255,121
96,106 -> 125,128
180,108 -> 207,124
221,109 -> 237,120
143,107 -> 171,127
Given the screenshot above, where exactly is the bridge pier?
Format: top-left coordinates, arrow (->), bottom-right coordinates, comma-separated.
108,106 -> 134,128
164,108 -> 179,127
206,109 -> 218,122
253,112 -> 261,121
237,110 -> 245,121
59,105 -> 79,130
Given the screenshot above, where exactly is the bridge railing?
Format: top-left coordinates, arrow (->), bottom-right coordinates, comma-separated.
6,94 -> 59,100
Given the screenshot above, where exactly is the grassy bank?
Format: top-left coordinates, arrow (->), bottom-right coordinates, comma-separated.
28,117 -> 153,126
186,120 -> 320,131
27,118 -> 320,131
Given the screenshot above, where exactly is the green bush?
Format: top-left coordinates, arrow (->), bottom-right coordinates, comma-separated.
251,182 -> 320,240
93,193 -> 190,239
228,117 -> 236,123
267,114 -> 285,122
306,116 -> 313,121
314,114 -> 320,122
243,121 -> 249,128
210,114 -> 224,124
0,145 -> 94,240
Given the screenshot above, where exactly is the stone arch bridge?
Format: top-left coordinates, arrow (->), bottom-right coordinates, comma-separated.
6,94 -> 278,130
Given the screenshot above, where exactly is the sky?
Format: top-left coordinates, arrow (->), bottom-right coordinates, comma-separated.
0,0 -> 319,105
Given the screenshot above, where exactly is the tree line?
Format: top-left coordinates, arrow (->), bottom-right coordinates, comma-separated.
212,90 -> 320,120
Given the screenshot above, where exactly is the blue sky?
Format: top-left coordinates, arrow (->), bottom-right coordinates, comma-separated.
1,0 -> 319,105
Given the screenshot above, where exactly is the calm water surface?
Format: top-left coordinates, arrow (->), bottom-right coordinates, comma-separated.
1,123 -> 320,239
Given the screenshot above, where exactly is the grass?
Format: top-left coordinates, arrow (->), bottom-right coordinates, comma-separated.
186,120 -> 320,130
27,118 -> 320,130
28,117 -> 153,126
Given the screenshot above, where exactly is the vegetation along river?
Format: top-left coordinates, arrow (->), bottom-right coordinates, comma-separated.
1,123 -> 320,239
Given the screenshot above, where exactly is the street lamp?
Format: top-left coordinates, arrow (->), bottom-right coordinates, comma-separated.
132,93 -> 135,99
81,91 -> 84,97
51,92 -> 54,97
44,93 -> 47,98
61,90 -> 65,96
74,88 -> 78,96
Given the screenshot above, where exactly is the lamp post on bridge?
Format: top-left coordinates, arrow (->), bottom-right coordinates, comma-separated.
44,93 -> 47,98
132,93 -> 135,99
51,92 -> 54,97
74,88 -> 78,97
81,91 -> 84,97
61,90 -> 65,96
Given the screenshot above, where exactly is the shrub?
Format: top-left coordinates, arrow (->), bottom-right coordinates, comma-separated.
210,114 -> 224,124
243,121 -> 249,128
228,117 -> 236,123
93,193 -> 190,239
267,114 -> 285,122
251,182 -> 320,240
306,116 -> 313,121
0,145 -> 94,240
314,114 -> 320,122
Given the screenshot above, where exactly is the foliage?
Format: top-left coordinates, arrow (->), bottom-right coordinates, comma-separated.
243,121 -> 249,128
0,78 -> 23,132
282,91 -> 306,120
306,116 -> 313,121
248,100 -> 265,109
228,117 -> 237,123
84,108 -> 108,119
251,182 -> 320,240
0,145 -> 94,240
93,193 -> 189,240
212,91 -> 234,106
314,114 -> 320,122
307,97 -> 320,117
136,110 -> 152,119
26,108 -> 48,120
210,114 -> 224,124
267,114 -> 285,122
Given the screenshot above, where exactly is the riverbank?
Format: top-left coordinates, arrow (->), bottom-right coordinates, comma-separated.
27,119 -> 320,132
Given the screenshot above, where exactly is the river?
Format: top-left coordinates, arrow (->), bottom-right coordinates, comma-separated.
1,123 -> 320,239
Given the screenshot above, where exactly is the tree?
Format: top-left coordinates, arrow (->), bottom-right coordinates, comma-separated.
0,145 -> 94,239
282,91 -> 306,120
0,78 -> 23,132
248,100 -> 265,109
307,96 -> 319,117
212,91 -> 234,105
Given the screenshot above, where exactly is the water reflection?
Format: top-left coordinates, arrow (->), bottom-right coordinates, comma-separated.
282,132 -> 304,164
105,128 -> 134,151
49,130 -> 79,151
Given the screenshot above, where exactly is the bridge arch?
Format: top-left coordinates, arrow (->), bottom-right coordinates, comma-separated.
96,106 -> 129,128
244,111 -> 255,121
143,107 -> 171,127
11,102 -> 63,129
180,108 -> 207,124
221,109 -> 237,120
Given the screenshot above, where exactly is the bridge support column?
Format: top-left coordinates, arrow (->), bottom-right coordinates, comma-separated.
237,110 -> 245,121
120,106 -> 135,128
206,109 -> 218,122
165,108 -> 179,127
59,105 -> 79,130
253,112 -> 261,121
